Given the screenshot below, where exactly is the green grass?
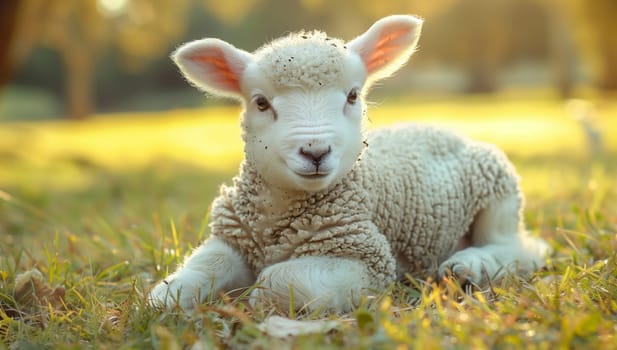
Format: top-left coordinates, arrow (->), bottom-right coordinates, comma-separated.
1,94 -> 616,349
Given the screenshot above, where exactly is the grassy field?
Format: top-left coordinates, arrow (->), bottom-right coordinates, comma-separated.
1,94 -> 616,349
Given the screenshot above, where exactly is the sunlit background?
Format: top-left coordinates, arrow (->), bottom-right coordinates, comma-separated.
1,2 -> 617,347
1,0 -> 616,119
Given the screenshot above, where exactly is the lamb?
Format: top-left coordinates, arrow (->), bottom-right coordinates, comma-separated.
149,15 -> 550,312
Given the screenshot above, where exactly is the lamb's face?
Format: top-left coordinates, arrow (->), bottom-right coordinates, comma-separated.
241,88 -> 364,192
239,36 -> 367,192
172,15 -> 423,192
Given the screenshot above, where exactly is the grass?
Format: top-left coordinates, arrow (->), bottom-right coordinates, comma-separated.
0,93 -> 616,349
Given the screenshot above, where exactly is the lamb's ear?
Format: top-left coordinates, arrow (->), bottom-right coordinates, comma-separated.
347,15 -> 423,84
172,38 -> 253,99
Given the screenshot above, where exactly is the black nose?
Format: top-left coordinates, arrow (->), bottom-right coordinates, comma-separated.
299,146 -> 331,166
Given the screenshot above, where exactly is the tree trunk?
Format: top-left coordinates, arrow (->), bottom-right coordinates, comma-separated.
64,51 -> 94,120
466,57 -> 498,94
0,0 -> 21,88
459,0 -> 503,94
598,41 -> 617,91
547,6 -> 576,99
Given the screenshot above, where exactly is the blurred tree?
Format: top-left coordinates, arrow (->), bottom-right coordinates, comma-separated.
299,0 -> 456,38
566,0 -> 617,91
444,0 -> 510,93
540,0 -> 577,98
0,0 -> 20,89
46,1 -> 107,120
354,0 -> 456,19
302,0 -> 509,94
201,0 -> 262,26
110,0 -> 192,72
9,0 -> 191,119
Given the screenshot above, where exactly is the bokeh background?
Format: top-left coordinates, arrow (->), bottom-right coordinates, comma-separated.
1,2 -> 617,347
1,0 -> 616,120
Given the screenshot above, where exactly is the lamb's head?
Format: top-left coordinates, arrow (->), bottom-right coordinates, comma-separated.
173,15 -> 422,192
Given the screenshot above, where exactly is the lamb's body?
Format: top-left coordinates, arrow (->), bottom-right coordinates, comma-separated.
212,126 -> 519,290
149,15 -> 549,312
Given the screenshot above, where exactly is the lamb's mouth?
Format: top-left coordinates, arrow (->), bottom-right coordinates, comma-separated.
294,171 -> 330,180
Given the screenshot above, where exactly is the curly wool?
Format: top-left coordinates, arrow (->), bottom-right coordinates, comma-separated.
209,124 -> 520,289
255,31 -> 347,89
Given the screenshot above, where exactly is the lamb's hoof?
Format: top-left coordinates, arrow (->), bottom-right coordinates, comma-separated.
438,263 -> 480,287
148,279 -> 196,312
148,280 -> 176,309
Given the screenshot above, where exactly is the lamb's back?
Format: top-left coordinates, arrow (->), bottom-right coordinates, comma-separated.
358,124 -> 519,274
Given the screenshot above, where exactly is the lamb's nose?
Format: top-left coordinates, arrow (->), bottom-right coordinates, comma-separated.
299,145 -> 331,166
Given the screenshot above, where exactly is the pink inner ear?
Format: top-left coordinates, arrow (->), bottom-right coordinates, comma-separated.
190,48 -> 241,92
366,27 -> 413,73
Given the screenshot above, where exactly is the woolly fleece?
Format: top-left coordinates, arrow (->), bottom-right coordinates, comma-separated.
255,31 -> 348,89
209,124 -> 520,289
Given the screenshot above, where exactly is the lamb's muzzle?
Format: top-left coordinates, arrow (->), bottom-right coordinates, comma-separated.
299,145 -> 331,168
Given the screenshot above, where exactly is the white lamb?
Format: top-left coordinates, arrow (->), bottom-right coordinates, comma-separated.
150,15 -> 550,312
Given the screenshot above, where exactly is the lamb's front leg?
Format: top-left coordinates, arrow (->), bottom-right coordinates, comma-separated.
250,257 -> 371,313
149,236 -> 254,311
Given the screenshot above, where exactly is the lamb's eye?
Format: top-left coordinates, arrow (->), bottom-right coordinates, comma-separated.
255,95 -> 271,112
346,89 -> 359,105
